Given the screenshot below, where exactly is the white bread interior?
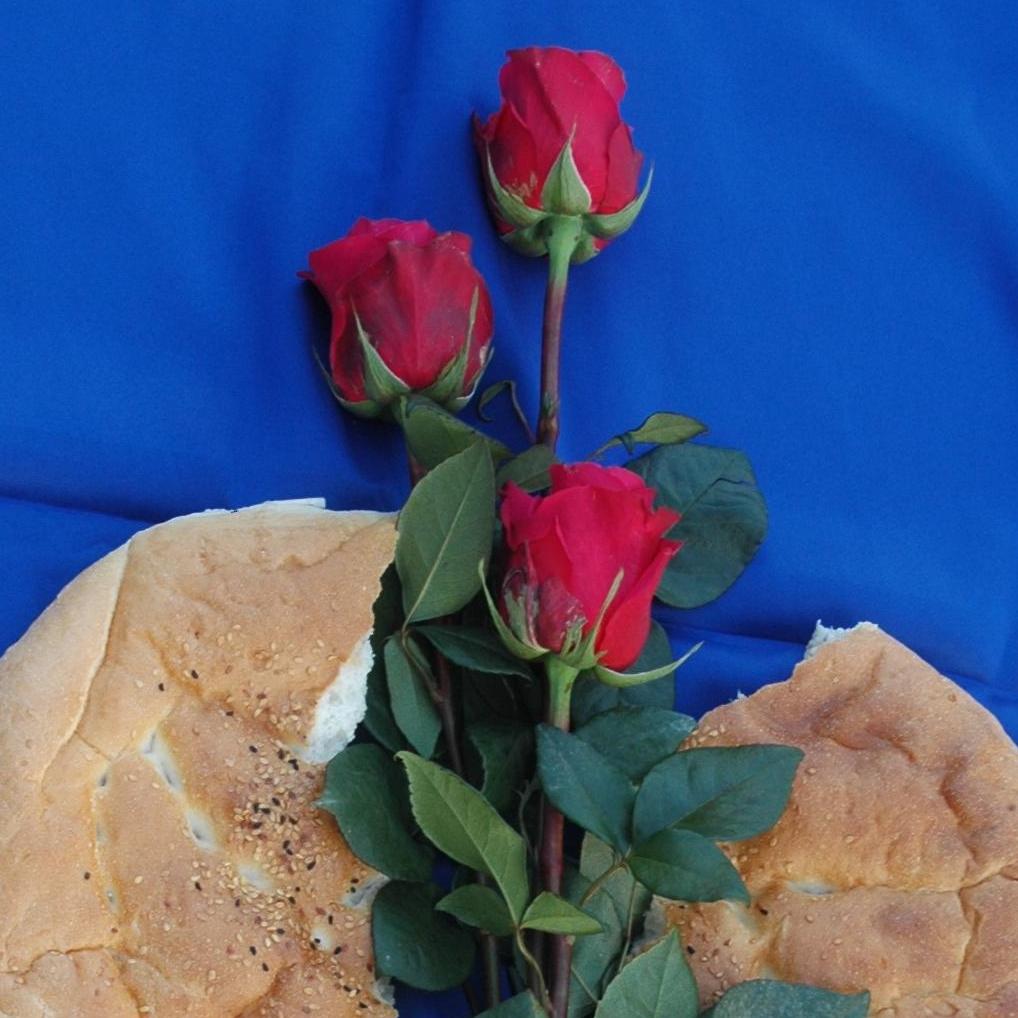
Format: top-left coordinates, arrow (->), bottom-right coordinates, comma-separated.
0,500 -> 397,1018
660,624 -> 1018,1017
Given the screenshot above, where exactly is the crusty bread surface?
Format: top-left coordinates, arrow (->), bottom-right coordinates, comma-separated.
662,625 -> 1018,1017
0,501 -> 397,1018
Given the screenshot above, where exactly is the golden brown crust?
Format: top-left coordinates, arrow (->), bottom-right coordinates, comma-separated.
0,502 -> 397,1017
663,626 -> 1018,1016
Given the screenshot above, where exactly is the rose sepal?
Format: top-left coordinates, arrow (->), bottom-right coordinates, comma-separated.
482,146 -> 546,230
539,136 -> 592,217
311,341 -> 387,419
583,166 -> 654,240
479,562 -> 547,662
593,640 -> 702,688
353,309 -> 413,411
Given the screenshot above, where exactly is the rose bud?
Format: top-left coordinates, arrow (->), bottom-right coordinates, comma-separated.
301,218 -> 493,418
496,463 -> 681,672
474,46 -> 652,262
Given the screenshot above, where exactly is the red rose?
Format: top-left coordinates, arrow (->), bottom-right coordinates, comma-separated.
301,218 -> 493,417
499,463 -> 681,670
474,48 -> 648,258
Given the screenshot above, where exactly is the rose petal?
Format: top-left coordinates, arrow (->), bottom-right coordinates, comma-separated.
577,50 -> 628,103
600,121 -> 643,214
598,537 -> 682,669
500,47 -> 621,207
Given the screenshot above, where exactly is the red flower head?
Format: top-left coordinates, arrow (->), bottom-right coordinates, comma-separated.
499,463 -> 681,671
301,218 -> 493,417
474,47 -> 650,261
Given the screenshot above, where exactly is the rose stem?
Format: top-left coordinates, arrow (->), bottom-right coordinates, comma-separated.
537,216 -> 582,451
540,657 -> 579,1018
406,444 -> 494,1011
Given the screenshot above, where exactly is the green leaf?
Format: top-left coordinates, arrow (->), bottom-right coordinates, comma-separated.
521,892 -> 603,935
628,444 -> 767,609
630,828 -> 749,903
468,722 -> 534,814
435,883 -> 514,936
398,752 -> 530,922
401,395 -> 510,471
597,410 -> 706,456
318,744 -> 432,882
372,880 -> 476,990
576,707 -> 695,782
633,745 -> 804,845
568,836 -> 651,1017
396,440 -> 496,622
362,565 -> 406,752
706,980 -> 871,1018
572,622 -> 675,726
496,444 -> 556,492
478,991 -> 546,1018
594,931 -> 698,1018
384,635 -> 441,759
584,167 -> 654,240
415,624 -> 533,678
541,137 -> 592,215
536,725 -> 634,852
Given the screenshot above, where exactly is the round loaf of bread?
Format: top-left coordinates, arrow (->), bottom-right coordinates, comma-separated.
0,500 -> 397,1018
659,624 -> 1018,1016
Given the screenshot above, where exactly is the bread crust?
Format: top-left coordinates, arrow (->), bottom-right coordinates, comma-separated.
664,626 -> 1018,1017
0,501 -> 397,1018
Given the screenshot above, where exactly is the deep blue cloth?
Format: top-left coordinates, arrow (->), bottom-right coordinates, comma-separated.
2,4 -> 1017,1013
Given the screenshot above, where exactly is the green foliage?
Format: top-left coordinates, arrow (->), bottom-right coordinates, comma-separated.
372,880 -> 476,990
477,992 -> 546,1018
435,883 -> 514,936
415,624 -> 533,678
398,752 -> 530,922
568,836 -> 651,1018
318,744 -> 431,882
401,395 -> 511,470
629,828 -> 749,904
468,721 -> 534,814
572,622 -> 676,726
576,706 -> 695,782
705,981 -> 870,1018
597,411 -> 706,456
594,932 -> 698,1018
628,443 -> 767,609
396,440 -> 496,622
384,635 -> 441,758
362,565 -> 406,752
634,745 -> 804,844
536,725 -> 634,853
496,443 -> 556,492
520,892 -> 602,935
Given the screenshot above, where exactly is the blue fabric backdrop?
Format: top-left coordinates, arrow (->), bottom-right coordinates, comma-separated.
2,3 -> 1017,1013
